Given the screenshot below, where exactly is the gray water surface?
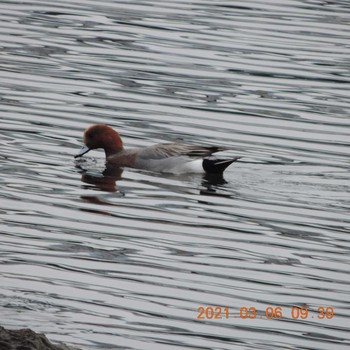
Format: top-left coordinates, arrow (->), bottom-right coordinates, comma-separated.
1,1 -> 350,349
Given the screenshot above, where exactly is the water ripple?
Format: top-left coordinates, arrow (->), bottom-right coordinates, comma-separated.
1,1 -> 350,349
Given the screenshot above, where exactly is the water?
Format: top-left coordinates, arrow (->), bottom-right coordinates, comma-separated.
1,0 -> 350,349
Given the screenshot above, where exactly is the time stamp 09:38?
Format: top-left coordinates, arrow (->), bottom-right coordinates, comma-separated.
197,306 -> 335,321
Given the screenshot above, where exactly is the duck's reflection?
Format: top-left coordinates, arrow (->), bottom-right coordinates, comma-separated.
77,161 -> 233,204
200,172 -> 233,197
76,165 -> 125,207
80,166 -> 124,193
202,172 -> 227,186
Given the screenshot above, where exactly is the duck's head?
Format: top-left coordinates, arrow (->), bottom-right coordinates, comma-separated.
75,124 -> 124,158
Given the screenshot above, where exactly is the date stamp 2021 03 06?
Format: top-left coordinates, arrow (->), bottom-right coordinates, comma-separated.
197,306 -> 335,321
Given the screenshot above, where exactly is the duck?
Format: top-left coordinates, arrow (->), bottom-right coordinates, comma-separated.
75,124 -> 240,174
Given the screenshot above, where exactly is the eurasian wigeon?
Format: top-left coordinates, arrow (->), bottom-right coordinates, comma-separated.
75,124 -> 240,174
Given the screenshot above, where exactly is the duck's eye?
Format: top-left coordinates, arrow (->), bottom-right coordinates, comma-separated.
87,132 -> 94,139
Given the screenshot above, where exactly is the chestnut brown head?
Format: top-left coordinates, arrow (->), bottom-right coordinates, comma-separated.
75,125 -> 124,158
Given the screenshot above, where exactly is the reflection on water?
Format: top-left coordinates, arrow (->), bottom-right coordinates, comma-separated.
0,0 -> 350,349
79,164 -> 231,196
79,165 -> 124,193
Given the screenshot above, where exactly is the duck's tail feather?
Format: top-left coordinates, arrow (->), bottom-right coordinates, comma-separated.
202,157 -> 241,174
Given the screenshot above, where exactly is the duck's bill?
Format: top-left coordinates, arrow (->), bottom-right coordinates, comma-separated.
75,145 -> 90,158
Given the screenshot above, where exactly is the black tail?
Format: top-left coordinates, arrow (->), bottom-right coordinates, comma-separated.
202,157 -> 240,174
